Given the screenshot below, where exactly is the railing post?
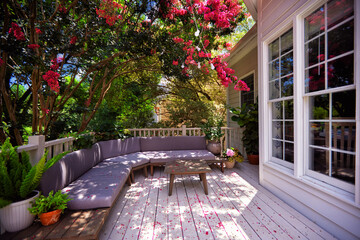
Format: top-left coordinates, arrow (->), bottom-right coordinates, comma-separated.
182,125 -> 186,136
28,135 -> 45,166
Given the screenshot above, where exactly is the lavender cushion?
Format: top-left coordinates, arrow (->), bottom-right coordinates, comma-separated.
39,144 -> 101,195
140,136 -> 207,152
97,137 -> 141,160
62,163 -> 130,210
104,152 -> 150,167
143,150 -> 215,163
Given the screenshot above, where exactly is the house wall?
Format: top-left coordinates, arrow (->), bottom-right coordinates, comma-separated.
257,0 -> 360,239
227,41 -> 257,153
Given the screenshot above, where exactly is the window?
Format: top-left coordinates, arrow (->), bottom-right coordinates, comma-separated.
304,0 -> 355,188
268,29 -> 294,167
241,74 -> 254,105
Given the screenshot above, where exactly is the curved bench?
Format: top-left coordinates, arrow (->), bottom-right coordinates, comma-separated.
40,136 -> 215,210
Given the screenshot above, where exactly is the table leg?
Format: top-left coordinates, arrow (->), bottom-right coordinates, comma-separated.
169,174 -> 175,196
199,174 -> 202,181
201,173 -> 208,195
221,162 -> 224,173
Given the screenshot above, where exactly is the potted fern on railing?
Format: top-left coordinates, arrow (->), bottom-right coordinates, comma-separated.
0,138 -> 67,232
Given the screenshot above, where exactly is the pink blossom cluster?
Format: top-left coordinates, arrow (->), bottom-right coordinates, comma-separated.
50,57 -> 63,70
234,80 -> 250,91
226,148 -> 235,157
96,0 -> 123,26
84,98 -> 91,107
173,37 -> 184,43
28,44 -> 40,50
59,4 -> 67,13
35,28 -> 42,34
70,36 -> 77,44
210,56 -> 237,88
42,108 -> 50,115
8,23 -> 25,41
43,70 -> 60,92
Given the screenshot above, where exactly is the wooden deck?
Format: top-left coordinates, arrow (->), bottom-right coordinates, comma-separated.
99,162 -> 336,240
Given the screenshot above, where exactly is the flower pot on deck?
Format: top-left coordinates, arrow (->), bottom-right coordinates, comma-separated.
247,154 -> 259,165
207,141 -> 221,155
0,191 -> 39,232
39,209 -> 62,226
225,161 -> 236,169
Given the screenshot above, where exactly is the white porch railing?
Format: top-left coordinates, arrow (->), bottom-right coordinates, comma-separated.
128,125 -> 241,154
17,135 -> 75,165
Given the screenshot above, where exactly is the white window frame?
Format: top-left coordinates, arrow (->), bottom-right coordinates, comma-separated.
266,26 -> 295,169
260,0 -> 359,203
300,0 -> 357,193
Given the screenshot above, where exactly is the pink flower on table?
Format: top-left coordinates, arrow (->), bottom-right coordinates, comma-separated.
226,148 -> 235,157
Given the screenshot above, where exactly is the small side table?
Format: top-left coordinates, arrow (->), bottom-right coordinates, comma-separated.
164,160 -> 212,196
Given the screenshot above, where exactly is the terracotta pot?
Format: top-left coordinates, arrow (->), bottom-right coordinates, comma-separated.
247,154 -> 259,165
206,141 -> 221,155
39,209 -> 62,226
225,160 -> 236,169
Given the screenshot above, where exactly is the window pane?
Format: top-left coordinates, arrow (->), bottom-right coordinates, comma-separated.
272,102 -> 283,119
285,142 -> 294,163
332,123 -> 356,152
272,121 -> 283,139
328,54 -> 354,88
241,74 -> 254,105
328,0 -> 354,28
269,80 -> 280,100
272,140 -> 283,159
332,90 -> 356,118
285,121 -> 294,141
281,52 -> 293,76
284,100 -> 293,119
305,6 -> 325,40
269,60 -> 279,80
305,35 -> 324,67
281,75 -> 293,97
269,39 -> 279,61
331,151 -> 355,184
305,65 -> 325,93
281,29 -> 293,53
310,122 -> 329,147
309,94 -> 329,120
309,147 -> 329,175
328,20 -> 354,59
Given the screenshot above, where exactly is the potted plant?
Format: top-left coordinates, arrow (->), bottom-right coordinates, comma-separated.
28,190 -> 72,226
229,101 -> 259,165
201,120 -> 224,155
223,147 -> 244,168
0,138 -> 67,232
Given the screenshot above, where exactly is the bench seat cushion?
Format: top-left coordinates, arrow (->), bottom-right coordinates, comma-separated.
104,152 -> 150,168
140,136 -> 207,151
62,162 -> 130,210
143,150 -> 215,163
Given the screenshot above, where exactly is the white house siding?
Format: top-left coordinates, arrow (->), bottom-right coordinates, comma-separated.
226,27 -> 258,154
257,0 -> 360,239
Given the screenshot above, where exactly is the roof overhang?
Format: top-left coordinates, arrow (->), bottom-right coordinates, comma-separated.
226,23 -> 257,67
243,0 -> 258,21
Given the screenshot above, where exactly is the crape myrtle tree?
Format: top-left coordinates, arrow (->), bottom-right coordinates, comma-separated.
0,0 -> 249,145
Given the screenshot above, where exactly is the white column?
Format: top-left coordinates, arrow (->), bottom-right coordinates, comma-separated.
28,135 -> 45,166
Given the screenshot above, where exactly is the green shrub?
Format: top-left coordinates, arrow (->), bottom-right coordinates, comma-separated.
0,138 -> 67,208
28,190 -> 72,215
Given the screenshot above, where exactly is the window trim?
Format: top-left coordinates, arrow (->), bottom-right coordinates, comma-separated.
302,0 -> 356,194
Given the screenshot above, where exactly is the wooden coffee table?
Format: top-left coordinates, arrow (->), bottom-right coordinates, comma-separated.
164,159 -> 212,196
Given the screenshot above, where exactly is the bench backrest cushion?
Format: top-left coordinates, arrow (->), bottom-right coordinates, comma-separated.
140,136 -> 206,152
97,137 -> 141,160
39,144 -> 101,195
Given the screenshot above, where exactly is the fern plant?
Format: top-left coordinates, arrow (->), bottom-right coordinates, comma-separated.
0,138 -> 68,208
